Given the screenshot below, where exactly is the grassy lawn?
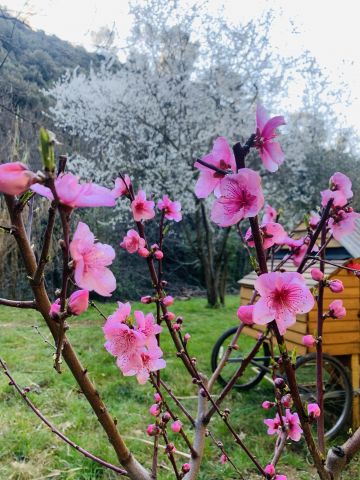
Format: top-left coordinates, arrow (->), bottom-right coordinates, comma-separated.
0,295 -> 358,479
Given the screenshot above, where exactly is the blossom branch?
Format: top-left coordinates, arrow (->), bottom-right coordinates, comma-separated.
0,357 -> 129,477
159,379 -> 195,426
325,427 -> 360,479
33,201 -> 57,286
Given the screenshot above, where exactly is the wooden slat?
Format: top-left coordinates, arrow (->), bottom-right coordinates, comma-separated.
322,343 -> 360,355
351,354 -> 360,429
324,288 -> 359,299
309,320 -> 359,333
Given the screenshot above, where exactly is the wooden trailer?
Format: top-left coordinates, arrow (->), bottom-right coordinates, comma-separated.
238,220 -> 360,428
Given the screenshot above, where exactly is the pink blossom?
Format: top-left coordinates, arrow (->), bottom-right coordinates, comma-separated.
154,250 -> 164,260
264,464 -> 275,476
135,310 -> 162,348
245,222 -> 286,250
131,190 -> 155,222
329,299 -> 346,319
149,404 -> 161,417
68,289 -> 89,315
194,137 -> 236,199
49,299 -> 61,318
171,420 -> 182,433
121,346 -> 166,385
309,211 -> 320,229
308,403 -> 321,419
182,463 -> 191,473
321,172 -> 353,207
70,222 -> 116,297
329,211 -> 360,240
162,295 -> 174,307
281,394 -> 293,408
154,393 -> 162,402
211,169 -> 264,227
255,105 -> 286,172
0,162 -> 37,196
157,195 -> 182,222
31,173 -> 115,208
112,175 -> 131,198
220,454 -> 228,465
253,272 -> 314,335
237,305 -> 254,325
264,413 -> 281,436
284,409 -> 303,441
262,204 -> 277,223
138,247 -> 150,258
311,268 -> 324,282
328,279 -> 344,293
302,335 -> 316,347
104,322 -> 146,358
120,229 -> 145,254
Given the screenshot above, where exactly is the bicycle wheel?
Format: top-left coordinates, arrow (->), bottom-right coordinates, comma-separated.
211,326 -> 271,390
295,353 -> 352,439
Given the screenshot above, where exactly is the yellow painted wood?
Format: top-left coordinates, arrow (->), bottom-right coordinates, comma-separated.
351,354 -> 360,429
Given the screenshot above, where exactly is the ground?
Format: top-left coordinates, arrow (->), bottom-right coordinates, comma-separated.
0,296 -> 358,479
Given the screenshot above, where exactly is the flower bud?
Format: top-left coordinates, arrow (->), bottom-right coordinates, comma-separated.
138,247 -> 150,258
154,392 -> 162,402
220,454 -> 228,464
311,268 -> 324,282
68,289 -> 89,316
264,464 -> 275,476
172,323 -> 181,331
165,311 -> 175,321
146,424 -> 159,436
49,299 -> 61,318
237,305 -> 254,325
162,295 -> 174,306
307,402 -> 321,419
162,411 -> 171,423
302,334 -> 316,347
149,404 -> 161,417
171,420 -> 182,433
166,442 -> 176,454
154,250 -> 164,260
141,295 -> 152,304
261,400 -> 274,410
329,299 -> 346,319
182,463 -> 191,473
184,333 -> 191,343
274,377 -> 286,389
328,279 -> 344,293
281,394 -> 293,408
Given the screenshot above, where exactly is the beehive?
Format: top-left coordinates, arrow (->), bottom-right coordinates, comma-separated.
238,220 -> 360,427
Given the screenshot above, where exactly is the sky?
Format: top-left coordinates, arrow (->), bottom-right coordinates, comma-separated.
5,0 -> 360,132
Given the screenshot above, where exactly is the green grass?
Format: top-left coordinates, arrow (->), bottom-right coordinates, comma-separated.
0,296 -> 358,479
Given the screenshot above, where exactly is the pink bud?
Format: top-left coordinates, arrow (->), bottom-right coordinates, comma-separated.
237,305 -> 254,325
141,295 -> 152,304
162,295 -> 174,306
149,404 -> 161,417
275,475 -> 287,480
0,162 -> 37,196
302,334 -> 316,347
184,333 -> 191,343
329,299 -> 346,319
166,311 -> 175,321
154,393 -> 162,402
162,411 -> 171,423
49,299 -> 61,318
172,323 -> 181,331
151,243 -> 159,250
146,424 -> 158,436
328,279 -> 344,293
166,442 -> 176,453
182,463 -> 191,473
154,250 -> 164,260
171,420 -> 182,433
264,464 -> 275,475
138,247 -> 150,258
307,403 -> 321,418
311,268 -> 324,282
220,454 -> 228,464
262,400 -> 274,410
68,290 -> 89,315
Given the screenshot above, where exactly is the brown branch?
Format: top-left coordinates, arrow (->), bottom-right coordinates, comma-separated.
0,357 -> 128,477
325,427 -> 360,479
0,298 -> 36,309
33,202 -> 56,285
159,379 -> 195,427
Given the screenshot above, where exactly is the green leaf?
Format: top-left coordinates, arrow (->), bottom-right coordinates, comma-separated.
249,255 -> 258,271
39,128 -> 56,171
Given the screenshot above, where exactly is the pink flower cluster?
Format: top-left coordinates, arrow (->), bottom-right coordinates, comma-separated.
103,302 -> 166,384
264,409 -> 303,442
321,172 -> 353,208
